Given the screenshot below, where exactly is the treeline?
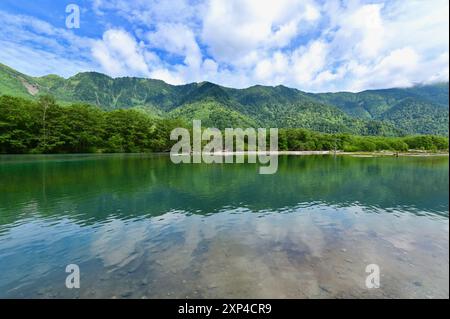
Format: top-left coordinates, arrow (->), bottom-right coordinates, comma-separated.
0,95 -> 185,154
278,129 -> 448,152
0,95 -> 448,154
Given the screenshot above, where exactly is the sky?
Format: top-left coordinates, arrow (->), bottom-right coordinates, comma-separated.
0,0 -> 448,92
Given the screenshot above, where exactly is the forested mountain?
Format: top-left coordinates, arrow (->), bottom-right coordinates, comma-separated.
311,83 -> 449,135
1,63 -> 448,136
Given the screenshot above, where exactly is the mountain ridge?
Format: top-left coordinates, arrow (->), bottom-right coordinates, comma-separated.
1,62 -> 448,136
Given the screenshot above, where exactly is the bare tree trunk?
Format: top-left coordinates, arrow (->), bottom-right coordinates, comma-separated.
42,103 -> 48,151
38,95 -> 54,152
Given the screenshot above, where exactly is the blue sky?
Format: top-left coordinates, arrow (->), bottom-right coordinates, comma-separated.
0,0 -> 448,92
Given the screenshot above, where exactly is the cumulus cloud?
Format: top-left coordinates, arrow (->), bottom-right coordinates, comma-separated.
201,0 -> 320,65
87,0 -> 448,91
91,29 -> 150,77
0,0 -> 448,91
147,23 -> 202,69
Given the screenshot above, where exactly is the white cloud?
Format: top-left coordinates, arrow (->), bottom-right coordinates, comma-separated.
0,10 -> 95,77
291,40 -> 329,84
201,0 -> 320,65
149,68 -> 185,85
332,3 -> 385,59
91,29 -> 149,77
312,0 -> 449,91
344,47 -> 421,91
93,0 -> 202,26
147,23 -> 202,69
0,40 -> 93,78
254,51 -> 289,84
0,0 -> 448,92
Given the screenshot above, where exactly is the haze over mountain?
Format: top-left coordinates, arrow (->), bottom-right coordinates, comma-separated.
1,63 -> 448,136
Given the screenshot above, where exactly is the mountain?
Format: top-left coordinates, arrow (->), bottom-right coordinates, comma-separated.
0,63 -> 41,99
0,62 -> 448,136
310,83 -> 449,135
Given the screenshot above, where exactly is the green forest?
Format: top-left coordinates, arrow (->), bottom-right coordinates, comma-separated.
1,95 -> 448,154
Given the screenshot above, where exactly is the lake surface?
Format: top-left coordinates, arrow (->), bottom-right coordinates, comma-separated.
0,154 -> 448,298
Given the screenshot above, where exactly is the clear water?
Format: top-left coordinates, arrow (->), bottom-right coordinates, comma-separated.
0,154 -> 448,298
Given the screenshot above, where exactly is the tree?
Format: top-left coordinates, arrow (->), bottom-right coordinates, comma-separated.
38,94 -> 56,152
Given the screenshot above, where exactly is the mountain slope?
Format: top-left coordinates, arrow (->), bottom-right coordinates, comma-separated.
310,84 -> 449,136
168,101 -> 259,130
0,63 -> 40,98
381,97 -> 449,135
0,63 -> 448,136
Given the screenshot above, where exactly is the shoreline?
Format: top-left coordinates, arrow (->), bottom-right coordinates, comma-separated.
0,150 -> 448,158
175,150 -> 449,157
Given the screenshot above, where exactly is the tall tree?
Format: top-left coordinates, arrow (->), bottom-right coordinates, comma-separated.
38,94 -> 56,152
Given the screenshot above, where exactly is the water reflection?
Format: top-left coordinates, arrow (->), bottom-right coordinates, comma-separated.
0,154 -> 448,298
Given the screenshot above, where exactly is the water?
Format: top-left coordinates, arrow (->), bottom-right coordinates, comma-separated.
0,154 -> 448,298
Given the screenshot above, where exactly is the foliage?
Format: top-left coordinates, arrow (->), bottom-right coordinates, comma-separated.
313,83 -> 449,135
0,95 -> 182,154
277,128 -> 447,152
1,95 -> 448,154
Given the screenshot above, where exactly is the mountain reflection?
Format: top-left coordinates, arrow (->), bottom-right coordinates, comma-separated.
0,154 -> 448,227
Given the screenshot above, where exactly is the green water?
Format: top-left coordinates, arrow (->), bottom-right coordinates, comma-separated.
0,154 -> 448,298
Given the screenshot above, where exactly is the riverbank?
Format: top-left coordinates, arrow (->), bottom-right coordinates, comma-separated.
187,150 -> 449,157
1,150 -> 448,159
337,150 -> 449,157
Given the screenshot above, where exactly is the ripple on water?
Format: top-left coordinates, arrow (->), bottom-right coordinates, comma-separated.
0,154 -> 448,298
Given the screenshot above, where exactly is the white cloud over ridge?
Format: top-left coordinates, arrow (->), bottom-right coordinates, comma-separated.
0,0 -> 448,92
92,29 -> 150,77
